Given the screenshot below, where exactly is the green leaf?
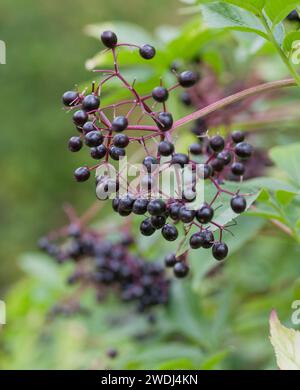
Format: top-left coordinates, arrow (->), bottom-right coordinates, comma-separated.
200,2 -> 269,39
224,0 -> 266,14
200,350 -> 228,369
283,31 -> 300,54
265,0 -> 300,26
275,190 -> 297,206
270,310 -> 300,369
270,143 -> 300,187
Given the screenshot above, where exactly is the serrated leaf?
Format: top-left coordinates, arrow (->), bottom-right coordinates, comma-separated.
270,310 -> 300,370
265,0 -> 300,26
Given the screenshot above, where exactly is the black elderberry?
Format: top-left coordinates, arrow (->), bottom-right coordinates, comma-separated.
147,199 -> 166,216
150,215 -> 166,229
164,253 -> 177,267
158,141 -> 174,156
85,131 -> 103,147
140,218 -> 156,236
62,91 -> 79,107
139,44 -> 156,60
109,146 -> 126,160
217,150 -> 232,165
169,203 -> 181,220
209,135 -> 225,152
173,262 -> 189,278
82,94 -> 100,111
230,195 -> 247,214
157,112 -> 173,131
90,145 -> 107,159
113,133 -> 129,148
82,121 -> 96,134
180,91 -> 192,106
161,224 -> 178,241
152,86 -> 169,103
202,164 -> 213,179
178,71 -> 199,88
171,153 -> 189,168
118,208 -> 132,217
111,116 -> 128,132
132,198 -> 149,215
143,156 -> 158,173
191,118 -> 207,136
118,195 -> 135,212
212,242 -> 228,261
231,162 -> 245,176
211,158 -> 224,172
235,142 -> 253,159
196,204 -> 214,224
189,233 -> 205,249
231,131 -> 245,143
112,197 -> 120,212
74,166 -> 90,182
68,136 -> 82,152
73,110 -> 88,126
287,10 -> 300,21
179,207 -> 195,223
189,143 -> 202,155
201,230 -> 214,249
101,30 -> 118,48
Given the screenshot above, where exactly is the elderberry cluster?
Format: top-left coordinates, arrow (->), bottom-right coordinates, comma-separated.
38,225 -> 170,313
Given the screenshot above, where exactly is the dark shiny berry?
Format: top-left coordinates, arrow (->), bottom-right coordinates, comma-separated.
191,118 -> 207,135
157,112 -> 173,131
73,110 -> 88,126
158,141 -> 174,156
287,10 -> 300,21
201,230 -> 214,248
235,142 -> 253,159
133,198 -> 149,215
140,218 -> 156,236
101,30 -> 118,48
231,131 -> 245,143
113,133 -> 129,148
231,162 -> 245,176
189,143 -> 202,155
68,136 -> 82,152
196,204 -> 214,224
62,91 -> 79,106
217,150 -> 232,165
211,158 -> 224,172
118,195 -> 135,212
147,199 -> 166,216
112,197 -> 120,212
82,121 -> 96,134
190,233 -> 205,249
212,242 -> 228,261
173,262 -> 189,278
152,86 -> 169,102
82,94 -> 100,111
106,348 -> 118,359
74,166 -> 90,182
111,116 -> 128,132
178,71 -> 199,88
202,164 -> 213,179
90,145 -> 107,159
210,135 -> 225,152
109,146 -> 126,160
85,131 -> 103,147
230,195 -> 247,214
169,203 -> 181,220
139,44 -> 156,59
171,153 -> 189,168
143,156 -> 158,173
162,224 -> 178,241
150,215 -> 166,229
164,253 -> 177,267
180,91 -> 192,106
179,207 -> 195,223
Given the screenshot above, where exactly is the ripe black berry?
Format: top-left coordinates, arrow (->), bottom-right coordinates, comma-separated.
151,87 -> 169,104
118,195 -> 135,212
158,141 -> 174,156
169,203 -> 181,220
202,164 -> 213,179
231,162 -> 245,176
113,133 -> 129,148
201,230 -> 214,248
189,233 -> 204,249
287,10 -> 300,21
90,145 -> 107,159
73,110 -> 88,126
231,131 -> 245,143
62,91 -> 79,106
74,166 -> 90,182
157,112 -> 173,131
164,253 -> 177,267
143,156 -> 158,173
161,224 -> 178,241
112,197 -> 120,212
178,71 -> 199,88
173,262 -> 189,278
230,195 -> 247,214
235,142 -> 253,159
101,31 -> 118,48
150,215 -> 166,229
212,242 -> 228,261
179,207 -> 195,223
106,348 -> 118,359
140,218 -> 156,236
171,153 -> 189,168
189,143 -> 202,155
109,146 -> 126,160
180,91 -> 192,106
209,135 -> 225,152
68,136 -> 82,152
132,198 -> 149,215
217,151 -> 231,165
196,204 -> 214,224
139,44 -> 156,60
82,94 -> 100,111
82,121 -> 96,134
111,116 -> 128,132
147,199 -> 166,216
85,131 -> 103,147
211,158 -> 224,172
